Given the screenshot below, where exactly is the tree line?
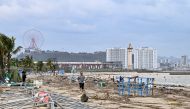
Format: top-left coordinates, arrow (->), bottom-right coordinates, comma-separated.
0,33 -> 57,82
0,33 -> 22,79
12,56 -> 58,73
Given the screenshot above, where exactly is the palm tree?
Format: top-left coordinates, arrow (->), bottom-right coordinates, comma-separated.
11,58 -> 19,67
0,33 -> 8,78
23,56 -> 34,69
0,33 -> 22,79
46,59 -> 53,71
36,61 -> 44,73
46,58 -> 58,75
0,33 -> 8,76
5,36 -> 22,73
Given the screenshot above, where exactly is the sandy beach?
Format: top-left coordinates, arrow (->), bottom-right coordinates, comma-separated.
27,72 -> 190,109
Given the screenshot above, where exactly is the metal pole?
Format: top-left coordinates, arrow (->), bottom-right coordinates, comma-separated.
122,78 -> 124,96
140,78 -> 143,96
128,77 -> 131,96
50,101 -> 55,109
152,78 -> 154,96
118,77 -> 120,96
138,78 -> 140,96
146,78 -> 149,96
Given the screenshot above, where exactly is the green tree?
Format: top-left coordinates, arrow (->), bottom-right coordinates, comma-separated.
36,61 -> 44,73
5,36 -> 22,73
0,33 -> 22,79
20,56 -> 34,70
0,33 -> 7,77
46,59 -> 58,75
11,58 -> 19,67
46,59 -> 53,71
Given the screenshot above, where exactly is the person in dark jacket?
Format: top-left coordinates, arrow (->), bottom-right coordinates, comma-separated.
22,70 -> 26,85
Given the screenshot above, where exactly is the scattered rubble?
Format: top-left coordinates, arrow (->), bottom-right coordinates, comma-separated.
0,74 -> 190,109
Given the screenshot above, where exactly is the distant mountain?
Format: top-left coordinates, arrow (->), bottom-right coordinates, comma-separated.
17,51 -> 106,62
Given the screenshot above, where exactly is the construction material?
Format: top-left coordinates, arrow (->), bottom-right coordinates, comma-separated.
51,93 -> 92,109
33,80 -> 43,88
118,76 -> 155,96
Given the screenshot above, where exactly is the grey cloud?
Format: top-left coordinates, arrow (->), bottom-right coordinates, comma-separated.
0,0 -> 190,56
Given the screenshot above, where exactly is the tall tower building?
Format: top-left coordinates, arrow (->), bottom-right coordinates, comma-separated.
127,43 -> 133,70
106,48 -> 127,68
134,47 -> 157,70
181,55 -> 188,67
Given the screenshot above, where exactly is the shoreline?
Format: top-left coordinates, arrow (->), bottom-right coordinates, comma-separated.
64,72 -> 190,87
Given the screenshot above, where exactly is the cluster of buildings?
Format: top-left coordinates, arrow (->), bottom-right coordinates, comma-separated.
20,32 -> 189,71
158,55 -> 190,71
180,55 -> 189,67
57,44 -> 159,70
106,44 -> 158,70
174,55 -> 190,70
20,43 -> 158,71
20,44 -> 190,71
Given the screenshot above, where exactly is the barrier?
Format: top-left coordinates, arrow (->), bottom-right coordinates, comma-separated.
118,76 -> 154,96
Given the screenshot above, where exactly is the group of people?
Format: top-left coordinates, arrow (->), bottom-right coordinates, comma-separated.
21,70 -> 85,91
21,70 -> 86,92
22,70 -> 88,101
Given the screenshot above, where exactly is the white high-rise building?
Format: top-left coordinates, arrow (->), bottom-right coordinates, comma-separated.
134,47 -> 157,70
106,48 -> 128,68
180,55 -> 188,67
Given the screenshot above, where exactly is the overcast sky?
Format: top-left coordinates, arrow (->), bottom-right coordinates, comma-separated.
0,0 -> 190,57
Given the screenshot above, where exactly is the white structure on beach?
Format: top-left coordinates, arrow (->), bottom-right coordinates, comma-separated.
106,48 -> 128,68
134,47 -> 157,70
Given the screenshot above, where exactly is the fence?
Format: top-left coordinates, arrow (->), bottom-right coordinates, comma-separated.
118,76 -> 154,96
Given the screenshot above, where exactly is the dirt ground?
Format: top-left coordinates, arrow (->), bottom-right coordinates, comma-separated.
30,75 -> 190,109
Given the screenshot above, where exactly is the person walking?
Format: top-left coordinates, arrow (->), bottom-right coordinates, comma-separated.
22,70 -> 27,86
78,71 -> 85,92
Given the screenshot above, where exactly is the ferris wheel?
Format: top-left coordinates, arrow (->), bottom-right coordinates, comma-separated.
23,29 -> 44,51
